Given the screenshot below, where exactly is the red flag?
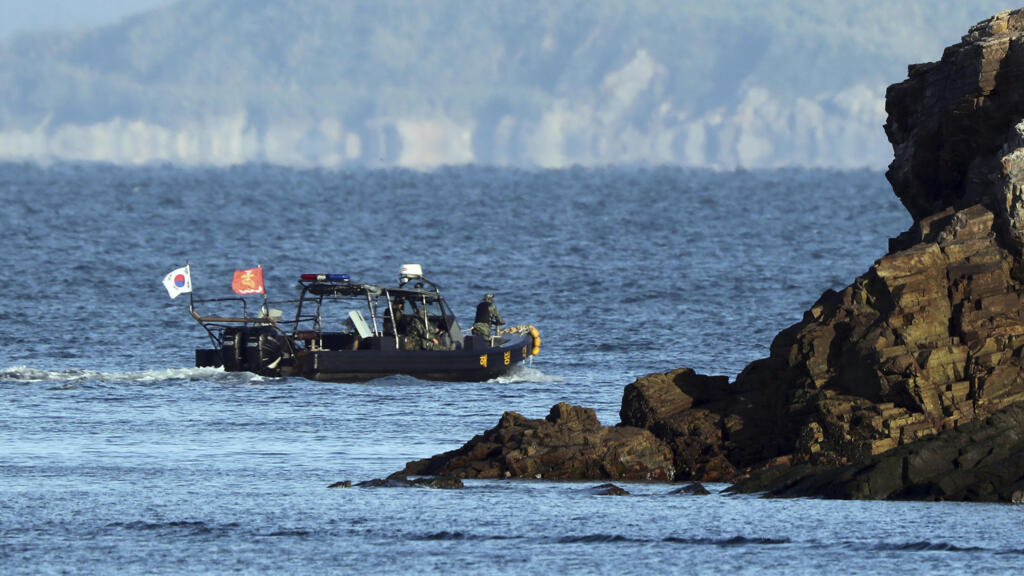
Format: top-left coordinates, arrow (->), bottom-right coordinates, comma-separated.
232,267 -> 265,295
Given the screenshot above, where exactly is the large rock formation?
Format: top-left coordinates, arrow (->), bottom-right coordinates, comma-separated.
885,9 -> 1024,250
394,10 -> 1024,501
399,403 -> 675,481
622,203 -> 1024,482
618,11 -> 1024,498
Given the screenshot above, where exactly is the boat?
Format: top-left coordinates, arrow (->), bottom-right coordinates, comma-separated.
189,264 -> 541,382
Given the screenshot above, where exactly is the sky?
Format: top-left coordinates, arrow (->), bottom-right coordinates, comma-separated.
0,0 -> 176,39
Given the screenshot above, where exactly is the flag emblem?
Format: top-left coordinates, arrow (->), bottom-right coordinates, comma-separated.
232,267 -> 265,295
163,265 -> 192,299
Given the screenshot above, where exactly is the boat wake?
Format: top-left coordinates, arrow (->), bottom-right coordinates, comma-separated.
490,363 -> 563,384
1,363 -> 558,386
0,365 -> 253,386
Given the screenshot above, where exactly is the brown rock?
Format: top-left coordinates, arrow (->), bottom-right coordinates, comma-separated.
885,9 -> 1024,253
398,402 -> 675,481
619,368 -> 696,429
668,482 -> 711,496
590,483 -> 630,496
733,402 -> 1024,502
411,476 -> 465,489
354,475 -> 465,489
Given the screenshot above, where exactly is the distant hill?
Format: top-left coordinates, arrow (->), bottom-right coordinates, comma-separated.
0,0 -> 1009,168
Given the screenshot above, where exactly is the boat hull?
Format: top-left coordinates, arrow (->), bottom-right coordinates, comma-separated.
198,332 -> 535,382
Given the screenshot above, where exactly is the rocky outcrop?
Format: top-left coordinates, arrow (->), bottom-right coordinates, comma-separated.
885,9 -> 1024,253
730,402 -> 1024,502
622,202 -> 1024,483
612,10 -> 1024,500
619,368 -> 738,480
398,403 -> 675,481
392,10 -> 1024,501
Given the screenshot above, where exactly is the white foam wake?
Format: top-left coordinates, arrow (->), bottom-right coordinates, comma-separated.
0,365 -> 236,384
490,363 -> 563,384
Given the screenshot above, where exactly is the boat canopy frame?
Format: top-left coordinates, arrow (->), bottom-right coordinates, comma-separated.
188,273 -> 465,353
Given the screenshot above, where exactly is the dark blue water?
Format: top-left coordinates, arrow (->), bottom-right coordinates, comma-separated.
2,164 -> 1021,574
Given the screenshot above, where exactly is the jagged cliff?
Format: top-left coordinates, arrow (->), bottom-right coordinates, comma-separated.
397,10 -> 1024,502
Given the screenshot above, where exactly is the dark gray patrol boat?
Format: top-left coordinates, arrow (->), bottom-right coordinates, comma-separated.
189,265 -> 540,382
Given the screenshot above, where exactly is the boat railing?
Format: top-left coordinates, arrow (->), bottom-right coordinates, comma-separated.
189,296 -> 303,326
188,295 -> 295,351
189,296 -> 256,323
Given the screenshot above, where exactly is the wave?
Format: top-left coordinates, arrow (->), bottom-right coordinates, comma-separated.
409,531 -> 520,542
257,529 -> 314,538
0,365 -> 254,385
411,532 -> 638,544
410,531 -> 791,546
558,534 -> 638,543
105,521 -> 321,539
386,530 -> 1024,554
422,530 -> 469,540
554,535 -> 1021,554
105,520 -> 241,536
662,535 -> 791,547
868,540 -> 1024,554
883,540 -> 987,553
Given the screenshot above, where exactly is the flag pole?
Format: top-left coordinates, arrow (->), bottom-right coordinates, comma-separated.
259,263 -> 268,316
186,259 -> 195,310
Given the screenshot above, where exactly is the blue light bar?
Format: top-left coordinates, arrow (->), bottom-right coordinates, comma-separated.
300,273 -> 350,282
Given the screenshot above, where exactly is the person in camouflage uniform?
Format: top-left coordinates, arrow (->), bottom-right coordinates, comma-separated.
406,305 -> 440,350
471,293 -> 504,339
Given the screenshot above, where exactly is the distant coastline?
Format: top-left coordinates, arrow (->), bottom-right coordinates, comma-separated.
0,1 -> 1008,169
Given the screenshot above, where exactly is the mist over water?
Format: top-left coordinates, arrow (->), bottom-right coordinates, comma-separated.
3,164 -> 1019,575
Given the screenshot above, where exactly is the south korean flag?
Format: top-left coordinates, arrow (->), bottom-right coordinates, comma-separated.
163,265 -> 192,299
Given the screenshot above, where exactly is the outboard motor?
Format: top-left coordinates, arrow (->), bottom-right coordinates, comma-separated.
252,329 -> 286,377
221,327 -> 247,372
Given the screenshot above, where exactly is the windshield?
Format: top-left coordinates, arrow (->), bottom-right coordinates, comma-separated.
383,295 -> 441,317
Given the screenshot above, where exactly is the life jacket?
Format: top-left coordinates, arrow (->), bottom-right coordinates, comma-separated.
475,301 -> 492,324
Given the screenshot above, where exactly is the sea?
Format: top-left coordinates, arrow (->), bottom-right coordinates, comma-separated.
1,163 -> 1021,575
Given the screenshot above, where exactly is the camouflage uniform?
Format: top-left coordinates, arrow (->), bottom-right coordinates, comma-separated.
471,293 -> 504,338
406,313 -> 438,350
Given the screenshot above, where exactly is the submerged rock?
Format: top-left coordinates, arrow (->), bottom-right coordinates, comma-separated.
589,483 -> 630,496
410,476 -> 465,489
354,475 -> 465,489
355,477 -> 408,488
668,482 -> 711,496
398,402 -> 675,481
